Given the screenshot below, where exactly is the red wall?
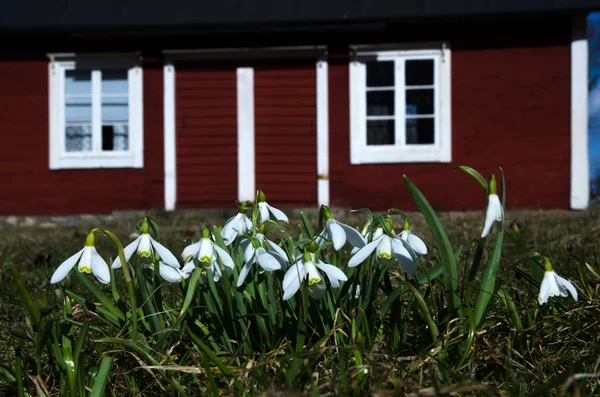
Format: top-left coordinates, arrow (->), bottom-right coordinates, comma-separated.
175,61 -> 238,208
328,45 -> 571,211
0,57 -> 164,215
254,61 -> 317,207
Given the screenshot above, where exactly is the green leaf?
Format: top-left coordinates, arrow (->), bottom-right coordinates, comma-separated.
454,165 -> 489,194
89,356 -> 113,397
474,228 -> 504,326
416,263 -> 445,285
179,267 -> 202,319
11,264 -> 41,328
75,270 -> 125,321
403,175 -> 460,313
300,211 -> 315,240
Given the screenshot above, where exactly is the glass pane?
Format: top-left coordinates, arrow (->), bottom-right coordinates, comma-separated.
65,125 -> 92,152
102,97 -> 128,122
65,97 -> 91,123
102,70 -> 128,95
102,125 -> 129,151
367,90 -> 394,116
65,70 -> 91,95
406,118 -> 434,144
406,89 -> 434,115
366,60 -> 394,87
405,59 -> 434,86
367,119 -> 395,145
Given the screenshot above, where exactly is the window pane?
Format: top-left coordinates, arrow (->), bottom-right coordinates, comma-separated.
367,90 -> 394,116
65,125 -> 92,152
367,119 -> 395,145
102,70 -> 128,95
65,97 -> 91,123
405,59 -> 434,86
102,97 -> 128,122
65,70 -> 91,95
366,60 -> 394,87
406,118 -> 434,144
102,125 -> 129,151
406,89 -> 434,115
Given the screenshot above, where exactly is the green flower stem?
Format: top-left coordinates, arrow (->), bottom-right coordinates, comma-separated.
463,237 -> 486,306
92,228 -> 139,342
406,281 -> 440,343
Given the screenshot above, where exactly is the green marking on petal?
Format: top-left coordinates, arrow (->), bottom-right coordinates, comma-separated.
379,252 -> 392,260
79,266 -> 91,273
309,277 -> 321,286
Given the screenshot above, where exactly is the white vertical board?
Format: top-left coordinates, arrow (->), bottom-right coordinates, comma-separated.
237,68 -> 256,202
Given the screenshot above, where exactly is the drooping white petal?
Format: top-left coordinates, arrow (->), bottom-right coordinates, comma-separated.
315,262 -> 348,283
309,281 -> 327,299
266,203 -> 289,222
335,221 -> 366,248
90,248 -> 110,284
266,239 -> 288,262
481,194 -> 503,238
112,235 -> 142,269
348,238 -> 381,267
283,261 -> 304,291
555,273 -> 578,301
327,220 -> 346,250
181,241 -> 202,262
149,237 -> 180,269
159,262 -> 183,283
221,217 -> 238,245
181,262 -> 196,279
213,242 -> 234,269
401,231 -> 428,256
237,262 -> 253,287
212,262 -> 223,282
244,243 -> 255,264
283,276 -> 301,301
258,202 -> 270,223
256,248 -> 282,271
243,215 -> 252,232
50,248 -> 85,284
395,253 -> 416,274
78,247 -> 93,273
538,271 -> 555,305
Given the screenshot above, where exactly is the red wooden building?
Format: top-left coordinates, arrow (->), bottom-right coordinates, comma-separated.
0,1 -> 597,215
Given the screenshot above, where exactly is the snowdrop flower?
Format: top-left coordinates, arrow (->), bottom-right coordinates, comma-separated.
155,261 -> 185,283
318,205 -> 366,251
51,232 -> 110,284
112,219 -> 180,272
397,219 -> 428,258
257,190 -> 288,223
481,175 -> 504,238
239,224 -> 289,267
222,210 -> 252,245
181,226 -> 234,282
237,240 -> 282,287
538,257 -> 578,305
348,225 -> 416,274
282,249 -> 348,300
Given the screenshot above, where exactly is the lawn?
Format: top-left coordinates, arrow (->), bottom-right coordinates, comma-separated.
1,198 -> 599,396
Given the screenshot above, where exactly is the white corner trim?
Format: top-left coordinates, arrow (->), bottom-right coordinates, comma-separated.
439,44 -> 452,163
571,15 -> 589,210
163,62 -> 177,211
317,59 -> 330,206
237,68 -> 255,202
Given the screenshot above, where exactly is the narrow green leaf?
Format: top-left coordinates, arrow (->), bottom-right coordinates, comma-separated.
179,267 -> 202,319
416,263 -> 445,285
498,289 -> 523,330
406,281 -> 440,343
403,175 -> 460,313
454,165 -> 489,194
74,271 -> 125,321
184,325 -> 234,376
15,343 -> 24,397
300,211 -> 315,239
89,355 -> 113,397
474,229 -> 504,326
11,264 -> 41,328
62,342 -> 77,397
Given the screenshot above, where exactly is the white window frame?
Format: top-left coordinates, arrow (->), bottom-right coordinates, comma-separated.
349,45 -> 451,164
48,54 -> 144,169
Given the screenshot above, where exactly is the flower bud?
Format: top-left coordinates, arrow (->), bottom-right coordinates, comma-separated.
85,232 -> 95,247
488,175 -> 497,195
542,256 -> 553,272
321,205 -> 334,220
257,189 -> 266,203
303,250 -> 313,263
201,226 -> 211,239
402,218 -> 410,231
141,218 -> 150,234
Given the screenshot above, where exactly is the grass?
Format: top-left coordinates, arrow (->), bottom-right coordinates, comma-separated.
1,207 -> 600,396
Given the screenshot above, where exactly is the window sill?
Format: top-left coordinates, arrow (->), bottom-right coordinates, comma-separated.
350,147 -> 451,165
50,154 -> 143,170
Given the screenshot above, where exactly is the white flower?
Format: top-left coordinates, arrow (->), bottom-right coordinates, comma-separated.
51,240 -> 110,284
181,237 -> 234,282
319,219 -> 366,251
258,201 -> 289,224
282,252 -> 347,300
481,193 -> 504,238
155,261 -> 185,283
237,242 -> 282,287
222,213 -> 252,245
240,232 -> 289,266
348,227 -> 416,274
538,270 -> 578,305
397,229 -> 428,258
111,232 -> 180,271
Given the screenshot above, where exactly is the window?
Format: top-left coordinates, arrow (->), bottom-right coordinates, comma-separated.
349,46 -> 451,164
49,55 -> 143,169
